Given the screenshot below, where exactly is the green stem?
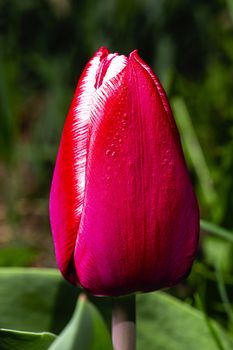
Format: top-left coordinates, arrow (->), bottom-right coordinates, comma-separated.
112,295 -> 136,350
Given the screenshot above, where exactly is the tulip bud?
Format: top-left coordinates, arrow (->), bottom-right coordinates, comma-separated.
49,47 -> 199,296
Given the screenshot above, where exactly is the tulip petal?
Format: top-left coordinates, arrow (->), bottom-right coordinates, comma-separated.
74,53 -> 199,295
131,50 -> 180,137
49,47 -> 110,283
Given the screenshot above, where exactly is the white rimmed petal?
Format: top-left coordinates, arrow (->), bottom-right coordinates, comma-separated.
49,47 -> 109,283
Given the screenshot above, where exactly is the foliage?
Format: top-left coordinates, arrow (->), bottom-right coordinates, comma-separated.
1,268 -> 233,350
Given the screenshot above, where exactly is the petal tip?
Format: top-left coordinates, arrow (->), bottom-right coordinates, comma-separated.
95,46 -> 109,59
129,49 -> 139,59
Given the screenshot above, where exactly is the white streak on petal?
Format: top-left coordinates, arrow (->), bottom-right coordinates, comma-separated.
72,53 -> 106,216
102,55 -> 128,86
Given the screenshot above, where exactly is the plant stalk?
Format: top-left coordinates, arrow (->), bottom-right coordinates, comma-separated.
112,295 -> 136,350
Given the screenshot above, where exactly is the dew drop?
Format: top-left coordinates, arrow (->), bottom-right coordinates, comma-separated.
105,149 -> 111,156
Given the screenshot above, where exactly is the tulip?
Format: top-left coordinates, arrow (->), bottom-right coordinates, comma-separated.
49,47 -> 199,297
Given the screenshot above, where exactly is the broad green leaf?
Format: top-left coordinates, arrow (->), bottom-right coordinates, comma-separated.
137,292 -> 233,350
0,329 -> 55,350
0,268 -> 79,334
0,268 -> 111,334
49,295 -> 113,350
195,294 -> 227,350
1,268 -> 233,350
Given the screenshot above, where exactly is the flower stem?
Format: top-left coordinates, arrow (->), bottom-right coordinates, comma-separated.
112,295 -> 136,350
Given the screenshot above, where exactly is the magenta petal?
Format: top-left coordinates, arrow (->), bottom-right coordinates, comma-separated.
49,47 -> 109,283
73,54 -> 199,295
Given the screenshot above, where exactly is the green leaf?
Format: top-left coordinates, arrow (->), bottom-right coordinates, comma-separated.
215,266 -> 233,325
49,295 -> 113,350
201,220 -> 233,243
0,268 -> 79,334
0,268 -> 111,334
202,235 -> 232,273
171,97 -> 220,221
0,329 -> 55,350
195,294 -> 227,350
1,268 -> 233,350
137,292 -> 233,350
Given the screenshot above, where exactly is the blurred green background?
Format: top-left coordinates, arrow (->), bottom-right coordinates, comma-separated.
0,0 -> 233,338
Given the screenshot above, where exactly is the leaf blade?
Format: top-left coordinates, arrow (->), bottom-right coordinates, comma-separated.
0,328 -> 56,350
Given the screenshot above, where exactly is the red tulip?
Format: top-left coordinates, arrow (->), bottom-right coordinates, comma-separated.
49,47 -> 199,296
